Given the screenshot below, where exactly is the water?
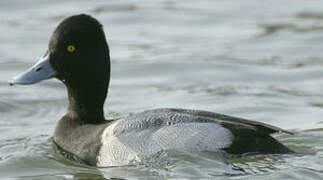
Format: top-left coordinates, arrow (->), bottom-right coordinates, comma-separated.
1,0 -> 323,179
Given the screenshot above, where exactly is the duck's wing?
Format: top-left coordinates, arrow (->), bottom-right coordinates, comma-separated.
150,108 -> 294,155
119,108 -> 292,136
163,108 -> 293,135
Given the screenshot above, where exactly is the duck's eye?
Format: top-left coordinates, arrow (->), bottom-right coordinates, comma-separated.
67,45 -> 76,53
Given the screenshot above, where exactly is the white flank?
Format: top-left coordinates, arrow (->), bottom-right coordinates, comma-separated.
97,120 -> 233,167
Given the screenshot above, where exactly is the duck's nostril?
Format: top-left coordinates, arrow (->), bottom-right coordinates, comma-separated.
35,67 -> 42,72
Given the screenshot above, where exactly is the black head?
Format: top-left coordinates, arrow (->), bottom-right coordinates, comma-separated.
50,14 -> 110,88
11,14 -> 111,123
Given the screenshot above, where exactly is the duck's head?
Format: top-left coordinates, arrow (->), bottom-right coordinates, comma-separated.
10,14 -> 110,87
10,14 -> 110,122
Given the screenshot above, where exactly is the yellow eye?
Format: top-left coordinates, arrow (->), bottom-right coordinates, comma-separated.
67,45 -> 76,53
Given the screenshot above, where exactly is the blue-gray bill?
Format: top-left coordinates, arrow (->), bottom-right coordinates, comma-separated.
9,54 -> 57,86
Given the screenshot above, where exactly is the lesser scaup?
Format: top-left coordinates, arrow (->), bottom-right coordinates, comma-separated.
10,14 -> 294,166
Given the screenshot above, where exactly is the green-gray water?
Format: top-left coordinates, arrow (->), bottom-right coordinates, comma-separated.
1,0 -> 323,179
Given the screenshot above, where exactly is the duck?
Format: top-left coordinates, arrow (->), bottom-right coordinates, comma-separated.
9,14 -> 294,167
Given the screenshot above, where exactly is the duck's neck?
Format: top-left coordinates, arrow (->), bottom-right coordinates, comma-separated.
65,80 -> 108,124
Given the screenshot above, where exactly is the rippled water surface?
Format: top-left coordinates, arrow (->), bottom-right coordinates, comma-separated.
1,0 -> 323,179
